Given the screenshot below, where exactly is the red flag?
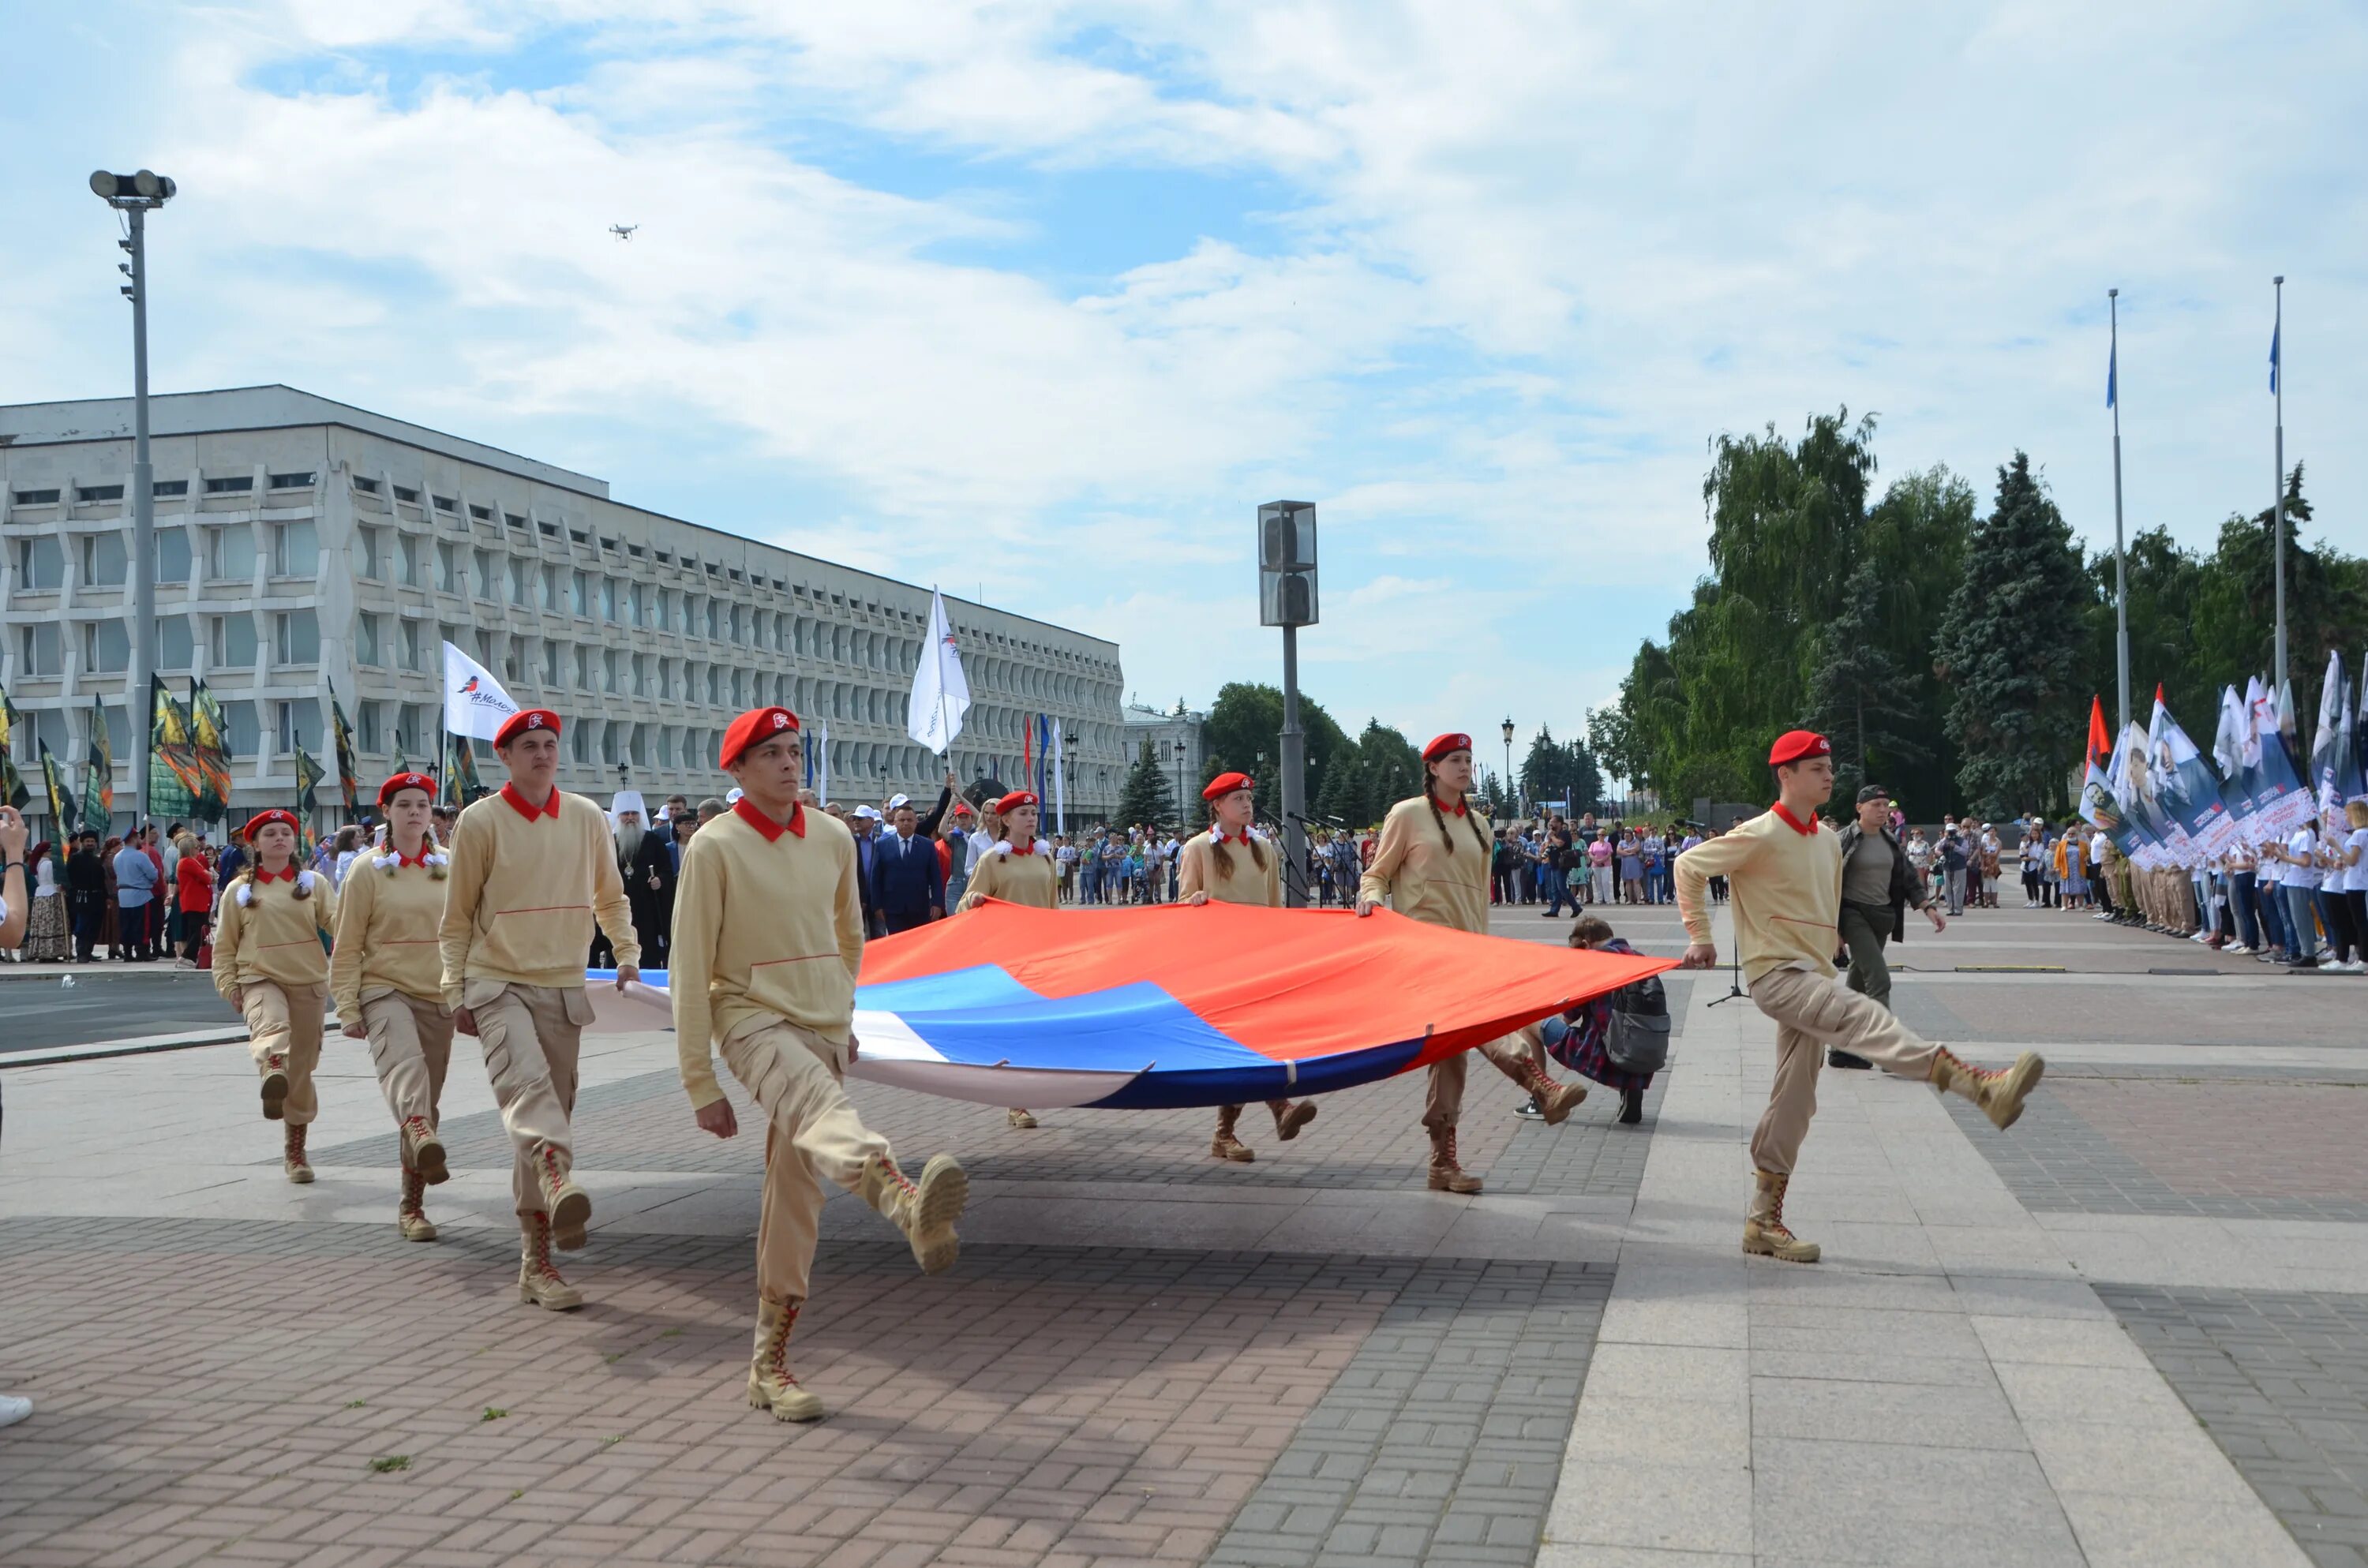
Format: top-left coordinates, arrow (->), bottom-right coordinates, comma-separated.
2087,695 -> 2111,768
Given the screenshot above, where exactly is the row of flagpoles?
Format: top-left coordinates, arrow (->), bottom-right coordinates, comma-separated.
2078,651 -> 2366,873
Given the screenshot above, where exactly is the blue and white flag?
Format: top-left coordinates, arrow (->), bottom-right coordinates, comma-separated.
906,589 -> 971,756
2107,337 -> 2117,409
2270,312 -> 2281,395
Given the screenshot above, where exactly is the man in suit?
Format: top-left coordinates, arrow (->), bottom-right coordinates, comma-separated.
871,803 -> 946,934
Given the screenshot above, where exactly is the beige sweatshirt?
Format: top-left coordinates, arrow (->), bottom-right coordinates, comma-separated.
212,868 -> 335,997
957,842 -> 1058,911
1176,830 -> 1283,907
329,847 -> 451,1022
438,785 -> 638,1006
1357,794 -> 1495,936
1672,803 -> 1841,984
669,800 -> 866,1110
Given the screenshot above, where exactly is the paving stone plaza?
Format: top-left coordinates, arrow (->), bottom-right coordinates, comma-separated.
3,901 -> 2364,1566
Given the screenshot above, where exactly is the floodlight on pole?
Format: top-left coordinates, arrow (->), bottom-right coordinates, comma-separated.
1501,717 -> 1516,819
1257,502 -> 1318,907
89,168 -> 175,833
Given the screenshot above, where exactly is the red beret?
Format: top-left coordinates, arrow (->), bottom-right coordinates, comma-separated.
1768,729 -> 1833,766
242,809 -> 299,842
378,772 -> 435,807
1422,732 -> 1473,763
995,790 -> 1038,815
953,800 -> 976,817
494,709 -> 561,748
1202,770 -> 1253,802
720,706 -> 800,769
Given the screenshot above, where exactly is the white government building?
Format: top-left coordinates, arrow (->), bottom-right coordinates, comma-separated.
0,386 -> 1128,830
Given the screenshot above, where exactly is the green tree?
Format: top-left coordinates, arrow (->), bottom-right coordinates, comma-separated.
1516,724 -> 1604,815
1114,738 -> 1174,831
1934,452 -> 2089,818
1200,681 -> 1352,823
1801,558 -> 1929,815
1352,720 -> 1421,824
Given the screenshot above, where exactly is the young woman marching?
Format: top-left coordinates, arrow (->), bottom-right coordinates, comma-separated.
1178,771 -> 1317,1161
957,789 -> 1059,1128
330,773 -> 455,1241
1357,735 -> 1586,1193
212,810 -> 338,1183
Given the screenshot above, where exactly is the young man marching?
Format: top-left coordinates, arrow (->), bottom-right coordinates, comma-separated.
1674,731 -> 2045,1263
673,706 -> 968,1422
440,710 -> 639,1309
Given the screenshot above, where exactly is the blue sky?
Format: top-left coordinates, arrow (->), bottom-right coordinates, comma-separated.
5,1 -> 2365,767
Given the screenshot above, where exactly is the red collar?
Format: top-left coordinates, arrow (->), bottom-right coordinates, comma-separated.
733,796 -> 807,843
1212,828 -> 1254,847
1770,802 -> 1819,836
388,842 -> 433,868
501,783 -> 562,821
1429,792 -> 1468,818
253,863 -> 298,884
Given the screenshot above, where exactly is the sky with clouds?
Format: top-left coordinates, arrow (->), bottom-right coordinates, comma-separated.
4,1 -> 2363,765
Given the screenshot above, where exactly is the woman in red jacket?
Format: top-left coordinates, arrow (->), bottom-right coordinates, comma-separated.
175,836 -> 217,964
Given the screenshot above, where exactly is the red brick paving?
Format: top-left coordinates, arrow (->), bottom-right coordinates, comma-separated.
2051,1079 -> 2368,1202
0,1226 -> 1388,1568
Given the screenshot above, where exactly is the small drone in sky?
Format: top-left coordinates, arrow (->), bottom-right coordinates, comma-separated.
609,223 -> 638,241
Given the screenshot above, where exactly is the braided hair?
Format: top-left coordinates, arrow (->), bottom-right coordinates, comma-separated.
1423,762 -> 1491,858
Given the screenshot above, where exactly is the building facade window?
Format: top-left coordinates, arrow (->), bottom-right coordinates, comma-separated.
354,526 -> 382,580
18,623 -> 61,675
210,616 -> 257,668
272,520 -> 318,578
437,541 -> 460,594
222,699 -> 260,758
357,702 -> 383,753
14,536 -> 62,589
155,528 -> 192,583
155,616 -> 193,671
399,619 -> 421,671
274,609 -> 320,665
355,615 -> 382,667
80,532 -> 129,586
398,534 -> 422,587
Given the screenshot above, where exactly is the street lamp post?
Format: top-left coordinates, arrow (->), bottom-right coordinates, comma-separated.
1257,503 -> 1319,907
90,168 -> 175,831
1173,738 -> 1187,833
1501,717 -> 1516,821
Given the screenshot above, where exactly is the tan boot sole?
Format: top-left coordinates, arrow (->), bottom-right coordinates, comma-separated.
519,1279 -> 583,1310
746,1371 -> 826,1422
1274,1102 -> 1317,1141
1211,1139 -> 1255,1162
548,1187 -> 591,1251
399,1213 -> 439,1242
285,1162 -> 314,1185
1006,1110 -> 1037,1129
905,1154 -> 968,1276
1538,1083 -> 1587,1126
260,1072 -> 288,1121
1987,1053 -> 2046,1130
1428,1169 -> 1482,1194
1743,1224 -> 1821,1263
411,1136 -> 449,1185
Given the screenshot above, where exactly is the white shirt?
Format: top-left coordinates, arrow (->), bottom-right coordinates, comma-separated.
2284,828 -> 2321,889
2343,827 -> 2368,895
2089,831 -> 2109,865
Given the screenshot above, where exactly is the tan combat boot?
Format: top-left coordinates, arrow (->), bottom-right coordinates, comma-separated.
860,1151 -> 969,1275
747,1297 -> 826,1423
260,1053 -> 289,1121
1522,1061 -> 1587,1126
1272,1099 -> 1317,1141
401,1115 -> 448,1185
1930,1047 -> 2047,1130
1006,1109 -> 1038,1129
397,1167 -> 438,1242
283,1123 -> 314,1184
1427,1128 -> 1482,1194
1743,1169 -> 1819,1263
1211,1106 -> 1255,1162
516,1214 -> 583,1310
534,1144 -> 591,1251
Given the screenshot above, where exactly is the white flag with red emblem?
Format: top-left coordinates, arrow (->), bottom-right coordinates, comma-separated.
443,641 -> 521,741
907,589 -> 971,755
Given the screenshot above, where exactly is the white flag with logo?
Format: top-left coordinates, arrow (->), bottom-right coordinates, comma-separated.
906,589 -> 971,755
443,641 -> 521,741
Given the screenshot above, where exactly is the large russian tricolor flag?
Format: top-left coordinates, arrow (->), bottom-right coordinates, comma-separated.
596,900 -> 1670,1110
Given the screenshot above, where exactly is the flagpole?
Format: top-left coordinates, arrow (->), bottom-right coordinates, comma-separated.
2109,288 -> 2130,732
2272,275 -> 2287,691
